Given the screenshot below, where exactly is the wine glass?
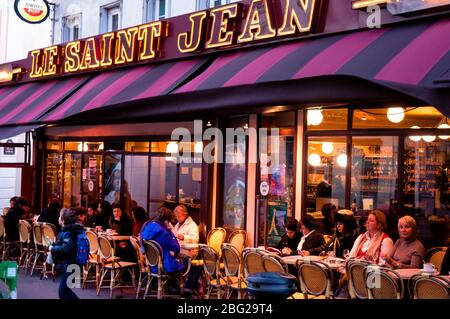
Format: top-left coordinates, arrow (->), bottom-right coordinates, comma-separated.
343,249 -> 350,259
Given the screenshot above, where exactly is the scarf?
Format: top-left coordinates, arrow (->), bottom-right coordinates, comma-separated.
356,231 -> 386,263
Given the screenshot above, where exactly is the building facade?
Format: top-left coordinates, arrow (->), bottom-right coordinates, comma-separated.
0,0 -> 449,248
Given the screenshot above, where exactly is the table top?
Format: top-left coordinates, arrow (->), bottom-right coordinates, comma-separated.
394,268 -> 441,279
109,235 -> 131,241
180,243 -> 199,250
281,255 -> 345,269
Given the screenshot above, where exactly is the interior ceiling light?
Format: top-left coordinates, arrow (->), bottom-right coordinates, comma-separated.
422,135 -> 436,143
308,153 -> 321,166
307,109 -> 323,126
409,126 -> 422,142
166,142 -> 179,154
438,123 -> 450,140
194,141 -> 203,153
321,142 -> 334,154
336,153 -> 347,168
387,107 -> 405,123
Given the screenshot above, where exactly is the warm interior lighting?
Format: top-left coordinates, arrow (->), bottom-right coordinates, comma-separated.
387,107 -> 405,123
206,121 -> 212,127
98,143 -> 104,151
308,153 -> 321,166
321,142 -> 334,154
336,153 -> 347,168
438,123 -> 450,140
352,0 -> 387,10
422,135 -> 436,143
166,142 -> 179,154
194,141 -> 203,153
77,142 -> 88,152
409,126 -> 422,142
307,109 -> 323,126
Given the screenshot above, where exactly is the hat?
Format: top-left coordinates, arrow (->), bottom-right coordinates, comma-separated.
337,209 -> 353,216
301,215 -> 319,230
335,213 -> 357,231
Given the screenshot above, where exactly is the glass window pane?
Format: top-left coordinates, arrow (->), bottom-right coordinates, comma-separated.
64,142 -> 83,151
222,119 -> 247,231
403,138 -> 450,247
46,142 -> 63,151
353,106 -> 444,129
306,108 -> 347,131
44,153 -> 63,202
82,154 -> 103,208
159,0 -> 166,18
149,156 -> 177,218
125,155 -> 149,213
103,153 -> 122,205
125,142 -> 150,152
179,162 -> 202,224
85,142 -> 103,152
306,137 -> 347,212
151,141 -> 170,153
351,136 -> 398,216
63,153 -> 82,208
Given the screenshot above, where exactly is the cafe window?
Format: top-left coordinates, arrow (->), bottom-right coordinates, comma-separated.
352,106 -> 444,129
221,116 -> 248,231
44,152 -> 63,202
63,153 -> 82,207
125,141 -> 150,153
305,137 -> 347,212
306,108 -> 348,131
103,153 -> 122,206
125,155 -> 149,213
149,156 -> 177,217
351,136 -> 399,215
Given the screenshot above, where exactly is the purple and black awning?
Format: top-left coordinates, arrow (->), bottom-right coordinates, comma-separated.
174,17 -> 450,115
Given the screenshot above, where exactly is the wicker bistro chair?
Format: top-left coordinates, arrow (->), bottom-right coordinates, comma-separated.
142,240 -> 191,299
262,254 -> 289,273
228,230 -> 247,254
364,266 -> 404,299
410,274 -> 450,299
18,220 -> 33,273
346,259 -> 372,299
200,244 -> 226,299
130,236 -> 151,299
30,222 -> 45,276
207,227 -> 227,256
425,247 -> 448,273
97,235 -> 137,299
242,248 -> 267,277
82,229 -> 102,289
40,223 -> 57,280
221,243 -> 247,299
296,260 -> 335,299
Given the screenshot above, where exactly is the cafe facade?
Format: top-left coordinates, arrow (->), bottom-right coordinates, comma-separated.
0,0 -> 449,247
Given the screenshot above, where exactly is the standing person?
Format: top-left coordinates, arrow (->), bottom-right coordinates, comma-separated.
297,215 -> 324,256
49,208 -> 83,299
349,210 -> 394,265
385,215 -> 425,269
38,199 -> 62,233
276,217 -> 301,256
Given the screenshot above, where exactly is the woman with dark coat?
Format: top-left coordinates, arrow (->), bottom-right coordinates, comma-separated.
49,208 -> 84,299
297,215 -> 324,256
109,204 -> 134,262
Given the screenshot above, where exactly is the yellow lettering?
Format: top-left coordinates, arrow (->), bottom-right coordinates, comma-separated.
80,38 -> 101,70
30,49 -> 44,78
115,27 -> 139,65
206,4 -> 241,49
138,21 -> 167,61
237,0 -> 276,44
42,46 -> 60,76
278,0 -> 318,36
178,11 -> 208,53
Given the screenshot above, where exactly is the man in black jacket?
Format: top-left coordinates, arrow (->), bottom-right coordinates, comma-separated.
38,199 -> 62,233
4,197 -> 29,242
49,208 -> 84,299
297,215 -> 324,256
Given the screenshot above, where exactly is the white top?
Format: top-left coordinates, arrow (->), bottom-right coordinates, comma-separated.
350,232 -> 394,265
296,230 -> 316,251
172,216 -> 199,243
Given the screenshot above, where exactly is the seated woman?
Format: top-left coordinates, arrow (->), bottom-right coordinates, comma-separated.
320,203 -> 337,235
141,206 -> 200,298
385,215 -> 425,269
276,217 -> 301,256
309,212 -> 358,258
132,206 -> 149,237
349,210 -> 394,265
297,215 -> 324,256
109,204 -> 134,262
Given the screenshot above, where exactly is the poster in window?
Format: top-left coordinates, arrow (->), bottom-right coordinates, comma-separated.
266,201 -> 287,247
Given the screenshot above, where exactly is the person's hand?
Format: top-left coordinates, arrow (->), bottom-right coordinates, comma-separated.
302,250 -> 310,256
281,247 -> 292,256
177,234 -> 184,241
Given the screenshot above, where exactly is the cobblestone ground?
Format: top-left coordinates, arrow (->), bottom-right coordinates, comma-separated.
16,270 -> 137,299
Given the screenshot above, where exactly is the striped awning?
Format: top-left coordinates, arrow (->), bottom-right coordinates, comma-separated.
40,57 -> 208,122
175,17 -> 450,113
0,76 -> 88,126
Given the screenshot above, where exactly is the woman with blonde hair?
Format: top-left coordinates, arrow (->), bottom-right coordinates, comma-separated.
385,215 -> 425,269
349,210 -> 393,265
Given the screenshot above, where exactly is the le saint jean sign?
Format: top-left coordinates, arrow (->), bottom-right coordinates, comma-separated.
29,0 -> 320,79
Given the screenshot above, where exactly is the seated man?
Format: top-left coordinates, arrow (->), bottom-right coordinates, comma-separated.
172,205 -> 199,258
276,217 -> 301,256
297,215 -> 324,256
